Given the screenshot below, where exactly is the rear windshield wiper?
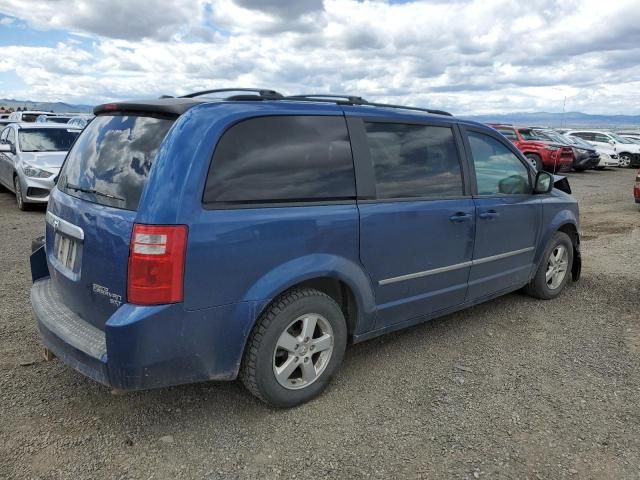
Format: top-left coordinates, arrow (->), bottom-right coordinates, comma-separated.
64,183 -> 125,202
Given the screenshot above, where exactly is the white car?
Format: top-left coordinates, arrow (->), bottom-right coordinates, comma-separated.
565,130 -> 640,168
0,123 -> 81,210
562,134 -> 620,168
7,110 -> 51,123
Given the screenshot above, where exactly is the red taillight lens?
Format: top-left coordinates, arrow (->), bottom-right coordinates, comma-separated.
127,224 -> 188,305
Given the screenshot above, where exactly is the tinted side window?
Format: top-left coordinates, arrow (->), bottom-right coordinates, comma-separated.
468,132 -> 531,195
593,133 -> 611,143
204,116 -> 355,204
364,123 -> 463,199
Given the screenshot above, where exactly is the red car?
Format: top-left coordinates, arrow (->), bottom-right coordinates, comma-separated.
489,124 -> 575,172
634,170 -> 640,204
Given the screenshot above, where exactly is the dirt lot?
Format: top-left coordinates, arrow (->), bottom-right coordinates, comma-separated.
0,168 -> 638,480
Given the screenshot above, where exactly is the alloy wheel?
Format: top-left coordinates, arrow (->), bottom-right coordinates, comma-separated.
619,154 -> 631,167
272,313 -> 334,390
545,245 -> 569,290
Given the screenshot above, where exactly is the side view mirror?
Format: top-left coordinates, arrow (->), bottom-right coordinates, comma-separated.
609,140 -> 615,145
534,171 -> 554,194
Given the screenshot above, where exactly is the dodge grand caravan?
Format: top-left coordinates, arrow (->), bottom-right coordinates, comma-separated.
30,89 -> 581,407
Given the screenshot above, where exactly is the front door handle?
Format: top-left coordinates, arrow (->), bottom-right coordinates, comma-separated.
479,210 -> 500,220
449,212 -> 472,223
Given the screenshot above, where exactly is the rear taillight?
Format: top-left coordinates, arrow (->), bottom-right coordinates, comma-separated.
127,224 -> 188,305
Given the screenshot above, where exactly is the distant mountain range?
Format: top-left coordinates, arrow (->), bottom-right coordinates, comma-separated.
1,99 -> 639,128
463,111 -> 640,128
0,98 -> 93,114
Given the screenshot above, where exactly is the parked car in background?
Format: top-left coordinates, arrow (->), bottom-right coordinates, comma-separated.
562,134 -> 619,169
30,90 -> 581,407
616,131 -> 640,141
66,115 -> 94,129
7,110 -> 52,123
532,128 -> 599,171
0,123 -> 80,210
489,124 -> 574,172
565,130 -> 640,168
36,114 -> 76,124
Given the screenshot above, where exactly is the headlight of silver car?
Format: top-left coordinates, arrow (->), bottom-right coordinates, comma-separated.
22,164 -> 52,178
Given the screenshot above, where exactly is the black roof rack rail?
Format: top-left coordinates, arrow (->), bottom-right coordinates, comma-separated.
181,88 -> 284,99
285,94 -> 368,105
365,102 -> 452,117
284,94 -> 452,116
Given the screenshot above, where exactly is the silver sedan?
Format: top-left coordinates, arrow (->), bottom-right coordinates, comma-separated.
0,123 -> 80,210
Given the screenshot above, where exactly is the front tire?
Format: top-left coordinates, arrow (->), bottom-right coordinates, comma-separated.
618,153 -> 632,168
14,176 -> 27,211
240,288 -> 347,408
525,232 -> 573,300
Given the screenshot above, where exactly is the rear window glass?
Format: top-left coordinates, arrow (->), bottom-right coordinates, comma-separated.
496,127 -> 517,140
203,116 -> 355,204
19,129 -> 79,152
58,115 -> 174,211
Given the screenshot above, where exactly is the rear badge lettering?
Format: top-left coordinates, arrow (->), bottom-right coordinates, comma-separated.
92,284 -> 122,307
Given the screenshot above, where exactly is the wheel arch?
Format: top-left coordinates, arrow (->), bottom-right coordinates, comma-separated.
533,216 -> 581,282
241,254 -> 378,341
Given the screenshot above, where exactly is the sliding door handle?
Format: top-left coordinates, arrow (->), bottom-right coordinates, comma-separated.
449,212 -> 472,223
479,210 -> 500,220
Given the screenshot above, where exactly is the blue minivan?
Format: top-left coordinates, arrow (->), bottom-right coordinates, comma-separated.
30,89 -> 581,407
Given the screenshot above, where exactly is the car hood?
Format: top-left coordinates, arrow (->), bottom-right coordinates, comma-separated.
20,151 -> 67,168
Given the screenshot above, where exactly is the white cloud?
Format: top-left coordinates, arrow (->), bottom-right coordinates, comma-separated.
0,0 -> 638,114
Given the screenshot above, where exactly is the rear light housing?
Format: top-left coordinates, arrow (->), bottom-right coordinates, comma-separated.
127,224 -> 188,305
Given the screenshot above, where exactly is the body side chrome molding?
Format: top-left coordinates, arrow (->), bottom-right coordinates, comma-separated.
379,261 -> 472,286
46,211 -> 85,241
378,246 -> 535,286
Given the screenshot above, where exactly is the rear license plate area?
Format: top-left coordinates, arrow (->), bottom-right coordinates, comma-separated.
54,233 -> 78,271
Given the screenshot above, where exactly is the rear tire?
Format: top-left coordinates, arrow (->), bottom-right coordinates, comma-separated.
525,154 -> 542,172
240,288 -> 347,408
525,232 -> 573,300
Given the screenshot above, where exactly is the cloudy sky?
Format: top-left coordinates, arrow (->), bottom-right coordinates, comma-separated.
0,0 -> 638,114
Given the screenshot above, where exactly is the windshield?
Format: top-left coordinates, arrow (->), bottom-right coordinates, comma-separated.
535,130 -> 570,145
518,128 -> 550,141
564,135 -> 593,149
58,114 -> 175,211
18,129 -> 80,152
48,117 -> 72,124
612,133 -> 637,144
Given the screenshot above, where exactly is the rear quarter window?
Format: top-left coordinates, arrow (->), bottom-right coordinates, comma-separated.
58,115 -> 174,211
203,115 -> 355,205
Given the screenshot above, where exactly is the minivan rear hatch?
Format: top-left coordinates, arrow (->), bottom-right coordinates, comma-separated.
46,113 -> 176,330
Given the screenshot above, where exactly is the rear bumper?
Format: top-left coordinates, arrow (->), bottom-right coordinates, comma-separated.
31,277 -> 256,391
32,279 -> 109,385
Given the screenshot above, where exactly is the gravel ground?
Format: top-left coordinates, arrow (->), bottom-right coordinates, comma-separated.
0,168 -> 639,480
